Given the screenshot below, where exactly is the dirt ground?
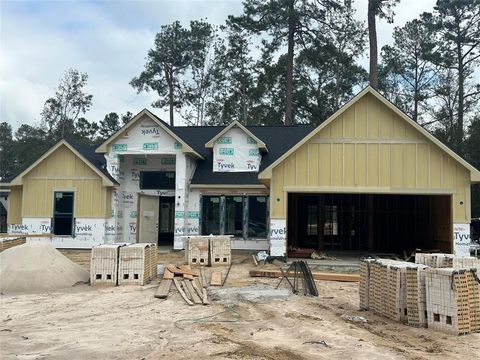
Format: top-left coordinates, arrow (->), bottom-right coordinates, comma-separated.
1,250 -> 479,360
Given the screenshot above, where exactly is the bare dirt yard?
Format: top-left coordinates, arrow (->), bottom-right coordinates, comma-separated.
1,250 -> 479,360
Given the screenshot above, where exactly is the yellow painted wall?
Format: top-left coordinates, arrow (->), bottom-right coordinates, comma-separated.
7,186 -> 22,224
270,93 -> 471,223
19,144 -> 112,218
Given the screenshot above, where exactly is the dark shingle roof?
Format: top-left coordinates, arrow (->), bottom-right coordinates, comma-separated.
173,124 -> 315,185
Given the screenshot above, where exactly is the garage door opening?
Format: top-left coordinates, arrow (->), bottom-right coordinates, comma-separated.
287,193 -> 452,256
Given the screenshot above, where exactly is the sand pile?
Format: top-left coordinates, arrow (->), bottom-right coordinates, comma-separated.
0,242 -> 89,293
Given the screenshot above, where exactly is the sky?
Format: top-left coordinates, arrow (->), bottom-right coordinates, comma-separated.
0,0 -> 438,130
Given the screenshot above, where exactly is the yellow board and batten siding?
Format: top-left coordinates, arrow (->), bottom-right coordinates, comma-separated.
270,93 -> 471,223
9,144 -> 112,221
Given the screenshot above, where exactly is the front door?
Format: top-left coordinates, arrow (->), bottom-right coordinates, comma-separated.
138,195 -> 159,244
53,191 -> 74,235
158,197 -> 174,245
297,195 -> 321,248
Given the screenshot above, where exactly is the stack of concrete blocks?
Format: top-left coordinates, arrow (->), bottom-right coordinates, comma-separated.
185,236 -> 210,265
415,253 -> 480,269
0,236 -> 27,252
359,258 -> 375,310
118,243 -> 156,285
406,264 -> 428,327
90,244 -> 125,286
209,236 -> 232,266
148,243 -> 158,279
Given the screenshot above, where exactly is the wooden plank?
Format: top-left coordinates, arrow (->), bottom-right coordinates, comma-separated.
167,264 -> 199,276
183,273 -> 194,280
202,288 -> 210,305
163,269 -> 174,279
154,279 -> 172,299
252,254 -> 258,266
210,271 -> 222,286
192,279 -> 204,299
249,269 -> 360,282
185,280 -> 202,304
173,278 -> 193,306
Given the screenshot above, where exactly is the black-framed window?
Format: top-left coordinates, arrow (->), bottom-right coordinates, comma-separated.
140,171 -> 175,190
201,196 -> 221,235
53,191 -> 74,236
248,196 -> 268,238
224,196 -> 244,237
200,195 -> 269,238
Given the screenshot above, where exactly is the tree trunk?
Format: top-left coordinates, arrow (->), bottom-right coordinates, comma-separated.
164,66 -> 175,126
284,0 -> 295,125
368,0 -> 378,88
457,47 -> 464,156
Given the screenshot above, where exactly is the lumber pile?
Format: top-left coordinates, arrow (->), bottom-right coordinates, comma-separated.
360,255 -> 480,335
154,264 -> 210,305
249,269 -> 360,282
0,236 -> 26,252
90,243 -> 157,286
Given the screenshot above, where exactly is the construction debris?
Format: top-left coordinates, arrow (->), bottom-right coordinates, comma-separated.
157,263 -> 210,305
360,255 -> 480,335
250,269 -> 360,282
210,271 -> 222,286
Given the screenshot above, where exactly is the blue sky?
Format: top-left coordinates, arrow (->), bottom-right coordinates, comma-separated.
1,0 -> 437,129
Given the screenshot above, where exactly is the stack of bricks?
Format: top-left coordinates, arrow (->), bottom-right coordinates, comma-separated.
118,243 -> 156,285
209,236 -> 232,266
367,259 -> 409,320
360,254 -> 480,335
359,258 -> 375,310
90,244 -> 124,286
185,236 -> 210,266
0,237 -> 26,252
415,253 -> 480,269
406,264 -> 428,327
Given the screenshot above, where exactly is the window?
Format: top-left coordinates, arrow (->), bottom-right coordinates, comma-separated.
53,192 -> 74,236
224,196 -> 244,237
307,205 -> 318,235
202,196 -> 220,235
248,196 -> 268,238
140,171 -> 175,190
201,195 -> 269,238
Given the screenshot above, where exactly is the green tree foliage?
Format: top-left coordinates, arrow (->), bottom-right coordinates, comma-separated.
422,0 -> 480,155
131,20 -> 214,126
379,19 -> 438,123
295,5 -> 367,124
0,122 -> 15,180
206,24 -> 258,125
229,0 -> 342,125
40,68 -> 93,142
465,117 -> 480,217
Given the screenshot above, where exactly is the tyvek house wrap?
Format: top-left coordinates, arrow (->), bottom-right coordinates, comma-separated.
213,127 -> 261,172
104,117 -> 199,247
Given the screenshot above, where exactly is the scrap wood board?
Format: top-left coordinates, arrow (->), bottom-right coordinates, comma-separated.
210,272 -> 222,286
163,269 -> 174,279
185,280 -> 202,304
173,278 -> 193,306
154,279 -> 172,299
167,264 -> 199,277
249,269 -> 360,282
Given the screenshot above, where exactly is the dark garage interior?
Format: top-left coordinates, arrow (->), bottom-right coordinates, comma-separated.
287,193 -> 452,256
